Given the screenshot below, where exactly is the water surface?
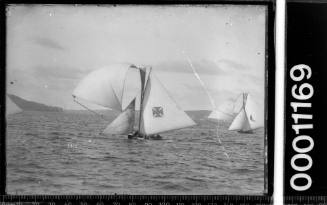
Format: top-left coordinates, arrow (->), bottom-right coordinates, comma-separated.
7,111 -> 265,195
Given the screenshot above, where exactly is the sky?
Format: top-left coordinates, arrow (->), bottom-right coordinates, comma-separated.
6,5 -> 267,111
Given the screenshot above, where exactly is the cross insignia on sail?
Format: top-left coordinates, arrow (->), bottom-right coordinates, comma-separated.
152,107 -> 164,118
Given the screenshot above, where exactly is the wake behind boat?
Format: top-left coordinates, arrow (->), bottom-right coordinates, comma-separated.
72,64 -> 196,140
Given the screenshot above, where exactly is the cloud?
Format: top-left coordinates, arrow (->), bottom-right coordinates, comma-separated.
215,59 -> 251,72
31,65 -> 86,80
7,5 -> 266,110
155,59 -> 226,76
32,37 -> 65,50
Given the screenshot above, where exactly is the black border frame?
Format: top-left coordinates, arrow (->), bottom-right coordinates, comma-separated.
0,1 -> 275,203
285,0 -> 327,196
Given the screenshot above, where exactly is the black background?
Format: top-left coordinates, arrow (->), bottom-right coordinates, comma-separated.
0,1 -> 275,204
286,2 -> 327,195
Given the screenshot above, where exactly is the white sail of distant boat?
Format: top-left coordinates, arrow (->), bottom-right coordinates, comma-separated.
208,100 -> 235,121
73,64 -> 196,138
208,110 -> 234,121
6,96 -> 22,116
228,93 -> 263,132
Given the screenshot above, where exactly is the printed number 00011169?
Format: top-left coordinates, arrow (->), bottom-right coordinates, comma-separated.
289,64 -> 314,191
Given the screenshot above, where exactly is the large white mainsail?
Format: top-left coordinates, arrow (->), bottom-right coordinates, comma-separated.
103,98 -> 136,135
72,64 -> 138,111
228,93 -> 263,132
73,64 -> 196,138
139,69 -> 196,135
6,96 -> 22,116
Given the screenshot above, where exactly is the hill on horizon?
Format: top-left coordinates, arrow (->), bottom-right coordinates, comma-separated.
64,109 -> 212,121
8,94 -> 64,112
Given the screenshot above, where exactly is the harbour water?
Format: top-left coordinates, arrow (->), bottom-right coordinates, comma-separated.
6,111 -> 265,195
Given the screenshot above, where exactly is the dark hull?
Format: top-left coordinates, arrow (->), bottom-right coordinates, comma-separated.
237,130 -> 254,134
128,133 -> 163,140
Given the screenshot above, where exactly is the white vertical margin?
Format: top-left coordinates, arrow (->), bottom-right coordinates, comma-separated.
274,0 -> 286,204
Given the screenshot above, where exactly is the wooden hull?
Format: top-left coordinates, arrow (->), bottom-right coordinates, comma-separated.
128,132 -> 162,140
237,130 -> 254,134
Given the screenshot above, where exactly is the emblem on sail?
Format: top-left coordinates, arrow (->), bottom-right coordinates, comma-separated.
228,93 -> 263,133
73,64 -> 196,138
152,107 -> 164,118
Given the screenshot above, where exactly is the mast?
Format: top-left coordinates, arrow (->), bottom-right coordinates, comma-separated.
138,66 -> 150,133
242,93 -> 246,109
242,92 -> 249,132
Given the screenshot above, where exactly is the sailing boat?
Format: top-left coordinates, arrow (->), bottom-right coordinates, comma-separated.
72,64 -> 196,139
6,95 -> 22,116
208,100 -> 235,122
228,93 -> 263,133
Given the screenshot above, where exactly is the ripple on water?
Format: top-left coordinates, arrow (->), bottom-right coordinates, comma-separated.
6,111 -> 265,195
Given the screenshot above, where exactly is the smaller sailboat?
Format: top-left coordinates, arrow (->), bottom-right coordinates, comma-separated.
73,64 -> 196,139
208,101 -> 235,122
6,95 -> 22,116
228,93 -> 263,133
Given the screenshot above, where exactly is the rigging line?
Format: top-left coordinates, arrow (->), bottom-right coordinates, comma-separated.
73,97 -> 108,121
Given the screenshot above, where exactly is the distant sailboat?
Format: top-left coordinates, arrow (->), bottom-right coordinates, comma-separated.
228,93 -> 263,133
6,95 -> 22,116
73,64 -> 196,139
208,101 -> 235,121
